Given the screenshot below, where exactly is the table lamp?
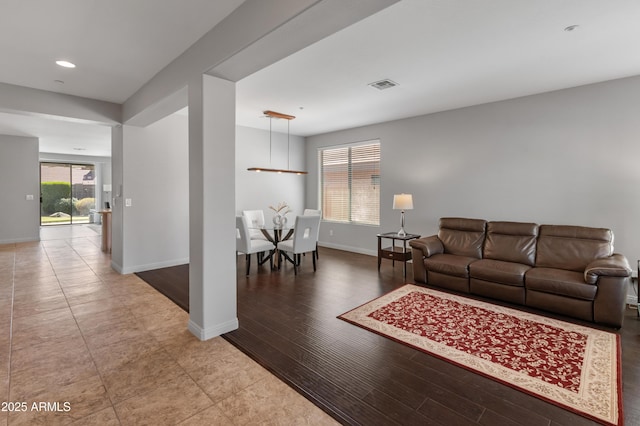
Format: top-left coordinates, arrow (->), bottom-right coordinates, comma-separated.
393,193 -> 413,236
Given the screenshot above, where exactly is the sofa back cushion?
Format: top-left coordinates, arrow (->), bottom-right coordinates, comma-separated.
536,225 -> 613,272
484,221 -> 538,266
438,217 -> 487,258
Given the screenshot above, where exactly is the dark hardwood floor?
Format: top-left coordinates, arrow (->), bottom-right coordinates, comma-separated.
220,247 -> 640,426
135,249 -> 640,425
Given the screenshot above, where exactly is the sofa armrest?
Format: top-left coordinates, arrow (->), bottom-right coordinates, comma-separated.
584,253 -> 632,284
409,235 -> 444,258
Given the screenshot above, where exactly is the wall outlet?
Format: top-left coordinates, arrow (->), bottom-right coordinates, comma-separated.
125,198 -> 132,207
25,194 -> 34,200
329,229 -> 334,236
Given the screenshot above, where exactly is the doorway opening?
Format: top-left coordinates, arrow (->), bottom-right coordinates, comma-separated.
40,162 -> 96,226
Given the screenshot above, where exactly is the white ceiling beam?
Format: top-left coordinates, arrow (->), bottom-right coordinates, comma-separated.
122,0 -> 398,126
0,82 -> 120,126
209,0 -> 401,82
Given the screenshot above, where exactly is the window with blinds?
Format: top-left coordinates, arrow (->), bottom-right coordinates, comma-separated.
319,140 -> 380,225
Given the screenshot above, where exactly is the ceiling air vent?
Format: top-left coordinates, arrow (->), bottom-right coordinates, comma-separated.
368,79 -> 399,90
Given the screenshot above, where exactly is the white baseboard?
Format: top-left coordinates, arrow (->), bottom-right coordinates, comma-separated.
318,242 -> 376,257
187,318 -> 239,341
119,257 -> 189,275
0,236 -> 39,244
111,260 -> 123,274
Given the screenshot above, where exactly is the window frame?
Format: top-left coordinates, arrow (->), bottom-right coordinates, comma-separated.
317,139 -> 381,226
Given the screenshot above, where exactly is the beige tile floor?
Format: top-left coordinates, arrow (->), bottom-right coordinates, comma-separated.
0,226 -> 337,425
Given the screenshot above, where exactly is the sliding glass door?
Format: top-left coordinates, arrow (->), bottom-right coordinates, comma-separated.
40,162 -> 96,226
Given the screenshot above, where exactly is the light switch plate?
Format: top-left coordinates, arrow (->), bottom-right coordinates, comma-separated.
25,194 -> 34,200
125,198 -> 132,207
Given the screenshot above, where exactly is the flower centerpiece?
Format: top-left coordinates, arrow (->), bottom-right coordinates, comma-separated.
269,201 -> 292,227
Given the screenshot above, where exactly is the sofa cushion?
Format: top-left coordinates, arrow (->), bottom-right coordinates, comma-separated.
425,253 -> 477,278
469,259 -> 531,286
484,221 -> 538,266
438,217 -> 486,258
525,267 -> 597,301
536,225 -> 613,272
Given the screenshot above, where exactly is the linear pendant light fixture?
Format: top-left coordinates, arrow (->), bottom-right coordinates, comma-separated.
247,110 -> 308,175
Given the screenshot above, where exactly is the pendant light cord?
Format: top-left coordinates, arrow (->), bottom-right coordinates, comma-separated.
247,110 -> 307,174
269,117 -> 273,167
287,120 -> 290,170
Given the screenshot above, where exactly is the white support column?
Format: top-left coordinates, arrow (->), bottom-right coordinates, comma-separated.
187,74 -> 238,340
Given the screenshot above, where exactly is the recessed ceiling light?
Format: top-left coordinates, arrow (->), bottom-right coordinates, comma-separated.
564,25 -> 580,32
56,60 -> 76,68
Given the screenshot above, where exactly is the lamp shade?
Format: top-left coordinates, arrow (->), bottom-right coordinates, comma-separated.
393,193 -> 413,210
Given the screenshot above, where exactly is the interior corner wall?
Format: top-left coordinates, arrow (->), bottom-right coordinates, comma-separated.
120,113 -> 189,273
306,75 -> 640,260
0,135 -> 40,243
236,125 -> 305,221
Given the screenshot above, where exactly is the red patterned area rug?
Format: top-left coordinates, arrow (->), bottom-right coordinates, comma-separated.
338,284 -> 622,426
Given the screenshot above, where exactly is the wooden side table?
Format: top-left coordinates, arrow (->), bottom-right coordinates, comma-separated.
99,210 -> 112,253
377,232 -> 420,278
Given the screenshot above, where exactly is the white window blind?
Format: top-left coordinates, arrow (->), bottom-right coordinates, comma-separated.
319,141 -> 380,225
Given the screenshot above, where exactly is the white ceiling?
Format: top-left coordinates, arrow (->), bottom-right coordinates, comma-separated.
0,0 -> 244,157
0,111 -> 112,157
0,0 -> 244,103
2,0 -> 640,155
237,0 -> 640,135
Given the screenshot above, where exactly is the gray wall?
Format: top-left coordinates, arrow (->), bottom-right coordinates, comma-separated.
117,113 -> 189,273
236,125 -> 305,223
0,135 -> 40,243
111,121 -> 304,274
306,75 -> 640,262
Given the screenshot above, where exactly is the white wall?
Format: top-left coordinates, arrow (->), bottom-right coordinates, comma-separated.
110,126 -> 124,269
236,125 -> 305,223
118,113 -> 189,273
109,121 -> 305,274
306,75 -> 640,261
0,135 -> 39,243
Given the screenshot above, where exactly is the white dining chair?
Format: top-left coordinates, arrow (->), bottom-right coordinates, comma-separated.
303,209 -> 322,259
277,215 -> 321,275
236,216 -> 275,276
242,210 -> 268,241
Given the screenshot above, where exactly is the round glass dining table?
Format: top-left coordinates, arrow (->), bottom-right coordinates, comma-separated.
248,225 -> 294,269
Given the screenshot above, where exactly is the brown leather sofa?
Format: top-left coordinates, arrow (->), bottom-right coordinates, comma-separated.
409,218 -> 632,328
